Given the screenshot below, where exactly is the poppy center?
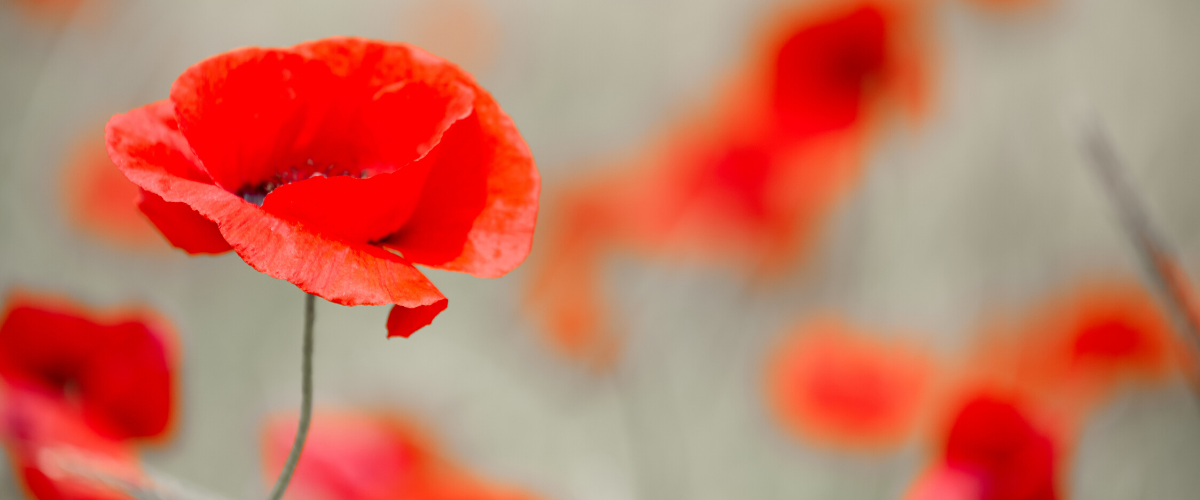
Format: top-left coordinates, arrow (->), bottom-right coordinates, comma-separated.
236,159 -> 372,206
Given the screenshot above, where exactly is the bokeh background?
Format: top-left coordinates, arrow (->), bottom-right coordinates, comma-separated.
2,0 -> 1200,499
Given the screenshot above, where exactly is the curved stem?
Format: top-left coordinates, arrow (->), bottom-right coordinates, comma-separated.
267,293 -> 316,500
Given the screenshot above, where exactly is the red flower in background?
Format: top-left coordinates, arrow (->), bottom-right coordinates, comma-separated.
992,281 -> 1184,407
107,37 -> 540,339
0,292 -> 177,500
262,411 -> 543,500
60,133 -> 168,251
903,280 -> 1181,500
766,317 -> 936,449
526,0 -> 929,367
907,395 -> 1061,500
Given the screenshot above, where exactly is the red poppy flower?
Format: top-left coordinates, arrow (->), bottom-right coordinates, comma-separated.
0,292 -> 177,500
525,0 -> 929,366
106,37 -> 539,339
1011,282 -> 1180,401
262,411 -> 543,500
907,395 -> 1060,500
765,317 -> 936,449
61,133 -> 168,250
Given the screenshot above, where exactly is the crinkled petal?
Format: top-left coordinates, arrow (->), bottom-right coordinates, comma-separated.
107,101 -> 448,311
137,189 -> 231,254
96,100 -> 230,255
292,37 -> 467,91
289,37 -> 538,278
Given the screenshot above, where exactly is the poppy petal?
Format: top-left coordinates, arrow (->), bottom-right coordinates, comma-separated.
771,3 -> 891,136
0,303 -> 102,389
61,135 -> 166,249
942,396 -> 1059,500
262,412 -> 440,500
291,36 -> 466,90
2,391 -> 145,500
108,101 -> 449,311
383,103 -> 539,278
386,300 -> 448,339
262,411 -> 545,500
259,79 -> 475,244
137,188 -> 232,254
766,317 -> 934,449
293,37 -> 539,278
170,47 -> 341,192
0,293 -> 177,442
77,321 -> 174,440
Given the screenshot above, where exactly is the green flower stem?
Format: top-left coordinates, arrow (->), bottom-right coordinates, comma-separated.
266,293 -> 316,500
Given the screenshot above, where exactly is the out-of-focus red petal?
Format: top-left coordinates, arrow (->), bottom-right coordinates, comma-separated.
77,321 -> 174,440
137,189 -> 231,254
941,396 -> 1059,500
1011,281 -> 1179,401
0,293 -> 177,442
523,190 -> 619,369
169,48 -> 341,192
262,411 -> 546,500
262,412 -> 440,500
904,466 -> 984,500
61,135 -> 165,250
0,303 -> 104,391
383,104 -> 539,278
387,300 -> 449,339
1,390 -> 144,500
771,3 -> 888,137
766,317 -> 935,449
109,102 -> 449,310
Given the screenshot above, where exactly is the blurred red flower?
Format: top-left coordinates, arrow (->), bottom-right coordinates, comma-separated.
995,281 -> 1184,407
60,133 -> 169,251
907,394 -> 1061,500
0,292 -> 177,500
765,317 -> 936,449
526,0 -> 929,367
262,411 -> 543,500
107,37 -> 539,339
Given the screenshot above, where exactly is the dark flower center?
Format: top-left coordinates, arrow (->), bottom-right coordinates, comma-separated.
236,158 -> 371,206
